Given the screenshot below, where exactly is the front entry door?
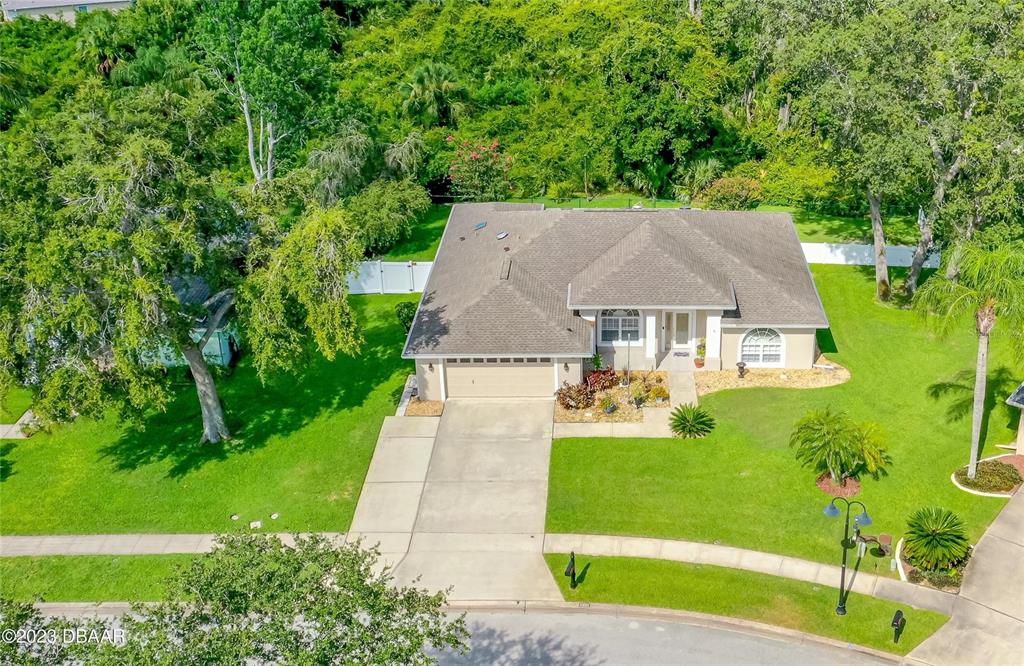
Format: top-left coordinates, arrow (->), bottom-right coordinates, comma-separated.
672,312 -> 691,349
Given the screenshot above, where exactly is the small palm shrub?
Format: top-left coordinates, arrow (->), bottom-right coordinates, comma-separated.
556,382 -> 594,410
903,507 -> 971,572
789,407 -> 891,482
954,460 -> 1022,493
670,404 -> 715,438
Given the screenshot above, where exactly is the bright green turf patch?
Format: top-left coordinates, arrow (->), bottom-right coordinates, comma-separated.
757,205 -> 919,244
544,554 -> 947,655
379,204 -> 452,261
547,266 -> 1015,567
0,555 -> 195,602
0,294 -> 417,534
0,385 -> 32,423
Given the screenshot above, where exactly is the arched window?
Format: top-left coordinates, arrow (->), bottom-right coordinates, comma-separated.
600,309 -> 641,344
740,328 -> 782,366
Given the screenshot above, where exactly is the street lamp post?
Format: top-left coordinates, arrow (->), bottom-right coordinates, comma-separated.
823,497 -> 871,616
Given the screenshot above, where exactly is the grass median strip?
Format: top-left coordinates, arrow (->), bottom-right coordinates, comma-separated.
544,554 -> 947,655
0,555 -> 196,602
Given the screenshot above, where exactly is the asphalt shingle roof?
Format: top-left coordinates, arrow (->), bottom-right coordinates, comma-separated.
403,204 -> 828,357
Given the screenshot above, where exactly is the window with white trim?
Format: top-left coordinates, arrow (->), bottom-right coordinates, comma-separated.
600,309 -> 641,344
740,328 -> 782,365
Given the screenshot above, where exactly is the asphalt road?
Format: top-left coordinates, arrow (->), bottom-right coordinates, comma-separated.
436,611 -> 889,666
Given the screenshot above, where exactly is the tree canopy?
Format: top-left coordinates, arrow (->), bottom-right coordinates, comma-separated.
1,0 -> 1022,441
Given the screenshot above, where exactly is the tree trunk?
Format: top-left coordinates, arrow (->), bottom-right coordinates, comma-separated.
183,346 -> 230,444
868,191 -> 891,301
688,0 -> 702,20
967,330 -> 990,479
945,208 -> 981,281
777,93 -> 792,132
239,86 -> 264,184
906,208 -> 933,295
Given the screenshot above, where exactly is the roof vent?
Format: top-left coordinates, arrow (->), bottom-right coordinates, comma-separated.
459,236 -> 466,241
499,258 -> 512,280
496,231 -> 508,240
474,222 -> 488,231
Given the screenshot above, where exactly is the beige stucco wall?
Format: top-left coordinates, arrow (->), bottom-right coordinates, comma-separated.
415,359 -> 444,401
556,358 -> 583,387
721,328 -> 819,370
598,346 -> 657,372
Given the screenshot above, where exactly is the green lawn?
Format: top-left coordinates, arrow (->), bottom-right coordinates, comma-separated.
0,555 -> 194,602
757,205 -> 920,245
0,385 -> 32,423
0,294 -> 417,534
379,204 -> 452,262
544,554 -> 948,655
547,266 -> 1016,567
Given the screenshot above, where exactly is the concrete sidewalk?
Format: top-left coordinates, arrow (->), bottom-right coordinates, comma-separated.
907,491 -> 1024,666
0,409 -> 34,439
545,533 -> 956,615
0,533 -> 346,556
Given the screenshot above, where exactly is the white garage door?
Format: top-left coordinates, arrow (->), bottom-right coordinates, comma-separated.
445,359 -> 554,398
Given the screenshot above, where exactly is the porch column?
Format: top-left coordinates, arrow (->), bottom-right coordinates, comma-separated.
1017,410 -> 1024,455
644,312 -> 657,358
705,311 -> 722,369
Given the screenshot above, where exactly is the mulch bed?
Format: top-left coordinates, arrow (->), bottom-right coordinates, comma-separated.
695,355 -> 850,397
816,473 -> 860,497
404,398 -> 443,417
998,454 -> 1024,478
554,372 -> 670,423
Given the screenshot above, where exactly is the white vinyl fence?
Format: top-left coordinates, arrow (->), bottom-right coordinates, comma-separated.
801,243 -> 939,268
347,245 -> 936,295
347,260 -> 434,294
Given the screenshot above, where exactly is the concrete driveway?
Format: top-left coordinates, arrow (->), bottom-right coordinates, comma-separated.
393,399 -> 561,602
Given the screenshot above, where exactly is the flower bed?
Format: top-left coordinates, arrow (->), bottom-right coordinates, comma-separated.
953,457 -> 1022,494
695,355 -> 850,396
555,371 -> 669,423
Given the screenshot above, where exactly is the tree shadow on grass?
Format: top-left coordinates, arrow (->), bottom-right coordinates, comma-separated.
926,366 -> 1018,456
99,304 -> 414,479
0,441 -> 16,482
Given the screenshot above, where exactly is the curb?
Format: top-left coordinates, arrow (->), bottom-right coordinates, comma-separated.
444,600 -> 901,663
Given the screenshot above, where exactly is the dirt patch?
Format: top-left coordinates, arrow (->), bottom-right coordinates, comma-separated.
555,372 -> 671,423
816,473 -> 860,497
695,355 -> 850,397
405,398 -> 443,417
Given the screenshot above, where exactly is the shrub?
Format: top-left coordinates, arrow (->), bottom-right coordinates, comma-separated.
650,385 -> 669,401
448,137 -> 511,201
599,395 -> 616,412
556,382 -> 594,410
698,176 -> 763,210
908,568 -> 963,590
586,368 -> 617,392
789,407 -> 891,482
591,351 -> 605,371
670,404 -> 715,438
348,179 -> 431,255
630,383 -> 648,406
394,302 -> 417,333
903,507 -> 971,572
954,459 -> 1022,493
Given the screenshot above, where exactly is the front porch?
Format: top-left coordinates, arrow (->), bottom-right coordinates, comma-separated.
589,307 -> 724,373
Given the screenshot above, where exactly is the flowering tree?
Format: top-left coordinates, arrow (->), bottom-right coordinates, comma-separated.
448,137 -> 511,201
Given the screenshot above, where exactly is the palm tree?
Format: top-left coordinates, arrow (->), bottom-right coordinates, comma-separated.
401,63 -> 466,127
673,157 -> 723,201
627,160 -> 673,206
913,240 -> 1024,479
789,407 -> 890,483
0,55 -> 23,120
